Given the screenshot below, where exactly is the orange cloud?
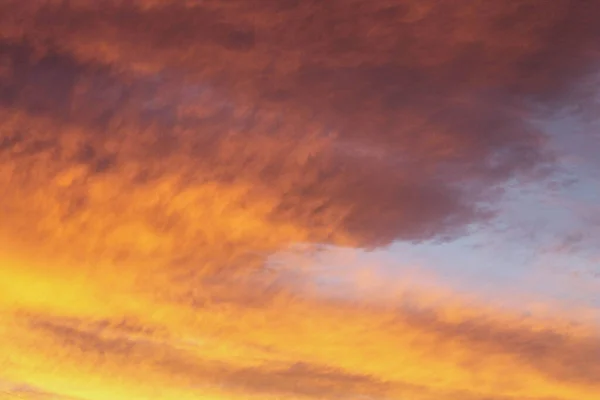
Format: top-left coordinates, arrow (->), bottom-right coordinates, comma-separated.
1,1 -> 599,399
2,242 -> 600,400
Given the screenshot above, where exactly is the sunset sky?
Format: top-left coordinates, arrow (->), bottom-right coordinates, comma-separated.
1,1 -> 600,399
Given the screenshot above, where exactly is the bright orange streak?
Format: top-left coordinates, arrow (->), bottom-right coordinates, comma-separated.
1,240 -> 600,400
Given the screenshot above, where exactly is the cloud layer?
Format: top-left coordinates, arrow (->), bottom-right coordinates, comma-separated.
1,1 -> 600,399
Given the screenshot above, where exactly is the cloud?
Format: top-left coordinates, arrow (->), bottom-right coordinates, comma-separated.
1,1 -> 600,399
2,277 -> 599,400
4,0 -> 599,252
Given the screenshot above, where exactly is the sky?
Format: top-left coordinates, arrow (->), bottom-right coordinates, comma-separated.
0,1 -> 600,399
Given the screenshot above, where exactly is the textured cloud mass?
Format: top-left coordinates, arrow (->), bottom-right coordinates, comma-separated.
1,1 -> 599,400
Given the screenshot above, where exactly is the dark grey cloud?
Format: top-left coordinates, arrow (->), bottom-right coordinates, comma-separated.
6,0 -> 599,250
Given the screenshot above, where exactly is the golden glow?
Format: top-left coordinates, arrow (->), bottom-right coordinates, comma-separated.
1,184 -> 599,399
2,1 -> 600,399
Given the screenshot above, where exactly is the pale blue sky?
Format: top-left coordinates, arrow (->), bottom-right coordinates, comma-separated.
279,112 -> 600,318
